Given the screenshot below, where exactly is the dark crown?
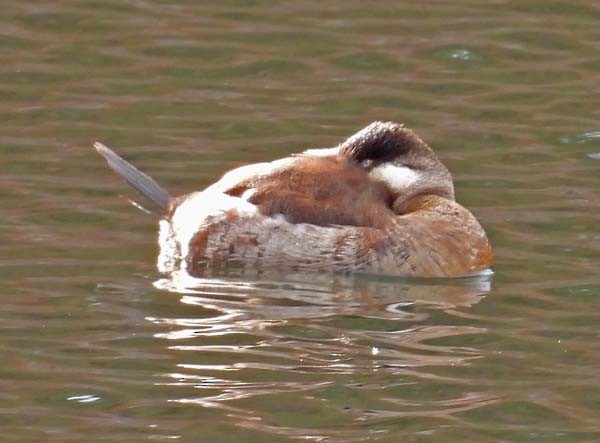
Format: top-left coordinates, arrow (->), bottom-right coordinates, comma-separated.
339,121 -> 429,165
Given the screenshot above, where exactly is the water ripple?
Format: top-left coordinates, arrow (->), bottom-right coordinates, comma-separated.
2,0 -> 600,441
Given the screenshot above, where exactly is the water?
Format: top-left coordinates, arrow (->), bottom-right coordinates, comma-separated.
1,1 -> 599,441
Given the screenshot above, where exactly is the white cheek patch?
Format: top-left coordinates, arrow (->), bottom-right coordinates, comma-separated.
169,191 -> 258,258
369,163 -> 420,192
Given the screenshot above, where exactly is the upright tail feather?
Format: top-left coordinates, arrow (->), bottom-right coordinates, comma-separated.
94,142 -> 172,212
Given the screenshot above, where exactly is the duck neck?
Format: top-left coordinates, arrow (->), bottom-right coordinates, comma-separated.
392,185 -> 454,215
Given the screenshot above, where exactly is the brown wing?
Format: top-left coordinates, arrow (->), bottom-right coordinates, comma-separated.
225,156 -> 395,228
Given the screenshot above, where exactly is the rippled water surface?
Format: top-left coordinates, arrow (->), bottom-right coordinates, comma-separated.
2,1 -> 600,442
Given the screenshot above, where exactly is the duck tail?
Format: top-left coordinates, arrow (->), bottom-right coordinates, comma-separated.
94,142 -> 172,212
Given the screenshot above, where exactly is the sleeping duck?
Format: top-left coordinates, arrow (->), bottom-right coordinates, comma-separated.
95,121 -> 492,277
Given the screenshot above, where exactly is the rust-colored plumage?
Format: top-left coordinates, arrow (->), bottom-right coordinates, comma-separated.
96,121 -> 493,278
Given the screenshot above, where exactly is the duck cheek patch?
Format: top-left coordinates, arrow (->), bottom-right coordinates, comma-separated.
369,164 -> 420,192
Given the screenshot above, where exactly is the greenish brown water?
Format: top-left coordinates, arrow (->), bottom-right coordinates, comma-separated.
2,1 -> 600,442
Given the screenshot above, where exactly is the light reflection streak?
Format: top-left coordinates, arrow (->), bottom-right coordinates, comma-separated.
354,392 -> 502,421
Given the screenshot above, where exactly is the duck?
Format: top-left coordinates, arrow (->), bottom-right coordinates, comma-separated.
95,121 -> 493,278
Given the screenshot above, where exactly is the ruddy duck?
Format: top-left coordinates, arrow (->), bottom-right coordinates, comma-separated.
95,121 -> 492,277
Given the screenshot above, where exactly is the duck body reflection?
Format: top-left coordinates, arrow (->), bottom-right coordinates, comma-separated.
148,268 -> 494,437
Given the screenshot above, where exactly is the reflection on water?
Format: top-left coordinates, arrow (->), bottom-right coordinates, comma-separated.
147,271 -> 494,440
2,0 -> 600,441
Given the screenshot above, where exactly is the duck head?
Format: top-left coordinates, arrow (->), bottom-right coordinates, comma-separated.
336,121 -> 455,214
